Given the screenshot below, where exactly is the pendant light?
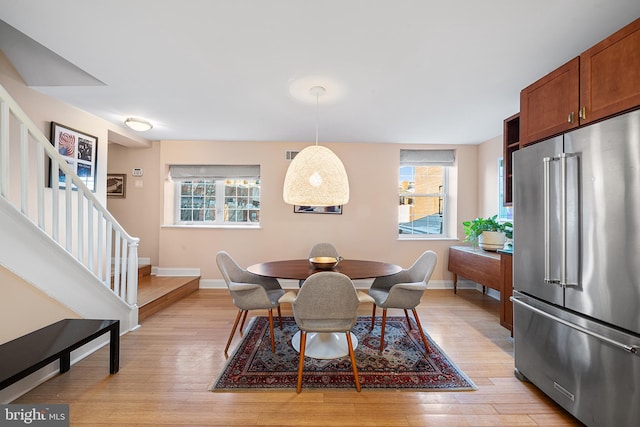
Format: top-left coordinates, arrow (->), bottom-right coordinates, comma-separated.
283,86 -> 350,206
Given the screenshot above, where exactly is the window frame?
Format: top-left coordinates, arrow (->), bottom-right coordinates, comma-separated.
497,157 -> 513,221
398,165 -> 449,239
398,149 -> 454,240
169,165 -> 261,228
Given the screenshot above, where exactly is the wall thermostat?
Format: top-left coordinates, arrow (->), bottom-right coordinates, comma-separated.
132,168 -> 144,177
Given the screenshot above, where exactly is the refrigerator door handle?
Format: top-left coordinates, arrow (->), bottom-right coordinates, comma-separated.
560,153 -> 568,287
543,156 -> 560,285
560,152 -> 579,288
543,154 -> 579,287
511,296 -> 639,356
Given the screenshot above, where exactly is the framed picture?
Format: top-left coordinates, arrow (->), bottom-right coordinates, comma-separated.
50,122 -> 98,191
106,174 -> 126,198
294,205 -> 342,214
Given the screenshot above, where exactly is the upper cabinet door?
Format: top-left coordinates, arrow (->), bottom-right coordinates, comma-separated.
580,18 -> 640,124
520,57 -> 580,146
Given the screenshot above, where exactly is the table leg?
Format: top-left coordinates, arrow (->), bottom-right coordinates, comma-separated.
453,273 -> 458,294
109,322 -> 120,374
60,353 -> 71,373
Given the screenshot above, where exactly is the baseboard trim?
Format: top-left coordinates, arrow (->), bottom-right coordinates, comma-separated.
152,267 -> 201,277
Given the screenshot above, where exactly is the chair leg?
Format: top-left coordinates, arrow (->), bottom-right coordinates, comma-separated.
379,309 -> 388,353
268,309 -> 276,353
403,309 -> 413,330
412,309 -> 430,355
277,305 -> 283,329
225,309 -> 244,356
296,331 -> 307,393
371,304 -> 377,329
238,310 -> 249,336
345,332 -> 361,392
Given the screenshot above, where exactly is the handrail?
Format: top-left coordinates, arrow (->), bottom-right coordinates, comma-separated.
0,83 -> 139,306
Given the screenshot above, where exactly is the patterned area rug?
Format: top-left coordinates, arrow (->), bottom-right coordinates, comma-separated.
210,316 -> 476,391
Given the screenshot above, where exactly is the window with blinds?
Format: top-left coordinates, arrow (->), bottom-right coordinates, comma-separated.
398,150 -> 454,237
169,165 -> 260,225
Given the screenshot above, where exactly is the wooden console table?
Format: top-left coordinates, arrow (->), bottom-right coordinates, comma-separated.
448,245 -> 501,294
448,245 -> 513,334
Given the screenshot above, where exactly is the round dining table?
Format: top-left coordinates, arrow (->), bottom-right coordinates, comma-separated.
247,259 -> 402,359
246,258 -> 402,281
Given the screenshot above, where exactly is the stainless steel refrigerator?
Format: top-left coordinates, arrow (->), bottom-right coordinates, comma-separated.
512,108 -> 640,427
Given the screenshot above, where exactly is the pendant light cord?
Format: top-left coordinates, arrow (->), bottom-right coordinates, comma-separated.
315,90 -> 319,146
310,85 -> 325,146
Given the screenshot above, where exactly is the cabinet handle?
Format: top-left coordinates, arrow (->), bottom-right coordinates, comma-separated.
567,112 -> 575,124
578,107 -> 586,120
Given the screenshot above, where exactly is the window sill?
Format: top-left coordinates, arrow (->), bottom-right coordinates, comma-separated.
162,224 -> 261,230
397,236 -> 459,241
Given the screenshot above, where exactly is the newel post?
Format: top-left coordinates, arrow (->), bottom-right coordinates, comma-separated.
126,238 -> 140,305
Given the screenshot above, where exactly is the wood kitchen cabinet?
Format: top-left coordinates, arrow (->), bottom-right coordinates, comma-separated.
503,113 -> 520,205
520,17 -> 640,146
520,57 -> 579,146
499,251 -> 513,335
580,17 -> 640,124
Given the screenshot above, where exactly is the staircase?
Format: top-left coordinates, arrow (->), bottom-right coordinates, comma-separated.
0,83 -> 140,330
136,265 -> 200,321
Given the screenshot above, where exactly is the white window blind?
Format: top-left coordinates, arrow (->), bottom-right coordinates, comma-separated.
169,164 -> 260,180
400,149 -> 455,167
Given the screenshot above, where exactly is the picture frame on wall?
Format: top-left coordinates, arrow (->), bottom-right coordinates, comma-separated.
50,122 -> 98,192
106,174 -> 126,198
293,205 -> 342,214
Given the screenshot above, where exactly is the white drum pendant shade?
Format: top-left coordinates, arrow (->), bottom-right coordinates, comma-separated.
283,145 -> 349,206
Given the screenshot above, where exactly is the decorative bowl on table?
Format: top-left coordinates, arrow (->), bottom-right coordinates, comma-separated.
309,256 -> 341,270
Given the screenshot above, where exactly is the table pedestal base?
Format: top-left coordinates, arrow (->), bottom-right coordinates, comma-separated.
291,331 -> 358,359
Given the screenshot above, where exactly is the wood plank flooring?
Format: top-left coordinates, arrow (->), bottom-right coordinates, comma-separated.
12,289 -> 583,426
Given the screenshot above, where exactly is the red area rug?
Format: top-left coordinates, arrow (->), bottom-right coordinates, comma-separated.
210,316 -> 476,391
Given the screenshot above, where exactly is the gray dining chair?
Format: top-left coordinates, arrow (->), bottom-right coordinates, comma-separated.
292,271 -> 361,393
216,251 -> 285,356
368,250 -> 437,355
308,242 -> 340,259
301,242 -> 342,286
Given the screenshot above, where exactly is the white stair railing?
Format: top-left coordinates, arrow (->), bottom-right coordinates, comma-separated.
0,84 -> 139,306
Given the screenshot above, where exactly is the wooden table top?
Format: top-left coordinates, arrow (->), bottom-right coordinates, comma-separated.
247,259 -> 402,280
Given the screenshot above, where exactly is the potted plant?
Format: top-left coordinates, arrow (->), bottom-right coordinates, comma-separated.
462,215 -> 513,251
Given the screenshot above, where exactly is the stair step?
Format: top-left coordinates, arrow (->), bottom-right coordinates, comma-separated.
137,275 -> 200,321
138,264 -> 152,279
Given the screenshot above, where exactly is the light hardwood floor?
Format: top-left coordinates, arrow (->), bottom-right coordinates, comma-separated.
14,289 -> 582,426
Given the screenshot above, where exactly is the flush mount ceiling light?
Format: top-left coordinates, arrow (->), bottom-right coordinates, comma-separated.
283,86 -> 349,206
124,117 -> 153,132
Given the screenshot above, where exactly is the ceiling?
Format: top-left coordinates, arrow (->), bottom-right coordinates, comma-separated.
1,1 -> 639,145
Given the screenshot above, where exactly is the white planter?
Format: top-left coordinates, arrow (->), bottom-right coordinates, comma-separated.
478,231 -> 505,251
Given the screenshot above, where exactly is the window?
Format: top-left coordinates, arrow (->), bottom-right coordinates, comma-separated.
398,150 -> 454,238
498,158 -> 513,221
170,165 -> 260,226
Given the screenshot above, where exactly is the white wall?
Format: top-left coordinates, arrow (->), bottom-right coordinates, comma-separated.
0,266 -> 77,343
